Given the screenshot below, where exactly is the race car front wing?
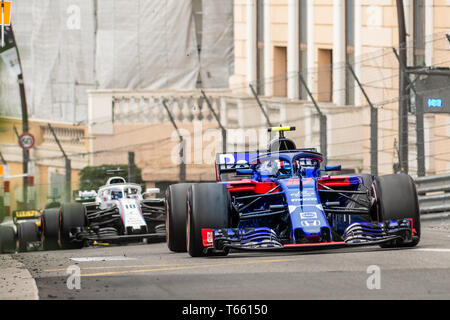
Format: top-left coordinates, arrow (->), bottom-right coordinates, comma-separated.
67,225 -> 166,245
202,219 -> 414,254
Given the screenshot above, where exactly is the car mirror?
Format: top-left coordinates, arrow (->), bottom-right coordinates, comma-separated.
324,165 -> 342,171
145,188 -> 160,194
236,169 -> 253,176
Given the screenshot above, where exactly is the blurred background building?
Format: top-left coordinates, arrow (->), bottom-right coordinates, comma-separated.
1,0 -> 450,213
0,0 -> 234,122
228,0 -> 450,176
0,0 -> 234,211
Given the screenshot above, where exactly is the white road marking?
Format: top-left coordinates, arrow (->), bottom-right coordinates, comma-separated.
416,248 -> 450,253
70,256 -> 137,262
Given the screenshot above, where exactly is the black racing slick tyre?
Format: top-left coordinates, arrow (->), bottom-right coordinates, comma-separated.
373,174 -> 420,248
166,183 -> 192,252
187,183 -> 232,257
59,203 -> 87,250
17,221 -> 40,252
41,208 -> 60,250
0,225 -> 16,253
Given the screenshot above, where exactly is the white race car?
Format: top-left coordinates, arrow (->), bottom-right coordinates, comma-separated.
6,175 -> 166,251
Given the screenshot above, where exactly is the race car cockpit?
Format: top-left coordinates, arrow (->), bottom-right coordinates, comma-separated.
111,189 -> 123,200
124,187 -> 139,199
254,158 -> 293,179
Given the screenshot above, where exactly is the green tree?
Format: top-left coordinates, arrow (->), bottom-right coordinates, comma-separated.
78,164 -> 143,191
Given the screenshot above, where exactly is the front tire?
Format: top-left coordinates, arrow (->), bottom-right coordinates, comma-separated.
166,183 -> 192,252
187,183 -> 232,257
59,203 -> 87,249
373,174 -> 420,248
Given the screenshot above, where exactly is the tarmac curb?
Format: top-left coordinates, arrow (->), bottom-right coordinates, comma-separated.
0,255 -> 39,300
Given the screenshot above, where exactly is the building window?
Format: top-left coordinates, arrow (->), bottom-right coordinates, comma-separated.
274,46 -> 287,97
318,49 -> 332,102
299,0 -> 307,100
256,0 -> 265,95
414,0 -> 425,66
345,0 -> 355,105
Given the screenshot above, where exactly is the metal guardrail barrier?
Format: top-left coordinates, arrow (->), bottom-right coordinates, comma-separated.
415,174 -> 450,214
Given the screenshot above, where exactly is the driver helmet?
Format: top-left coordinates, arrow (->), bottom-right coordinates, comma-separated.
111,189 -> 123,200
278,160 -> 291,175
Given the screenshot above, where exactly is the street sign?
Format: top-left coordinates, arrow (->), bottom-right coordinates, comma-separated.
0,1 -> 11,26
0,164 -> 8,177
415,74 -> 450,114
1,1 -> 12,48
19,132 -> 35,150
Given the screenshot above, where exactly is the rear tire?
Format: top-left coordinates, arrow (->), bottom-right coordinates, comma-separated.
17,221 -> 39,252
187,183 -> 232,257
0,226 -> 16,253
59,203 -> 87,250
166,183 -> 192,252
373,174 -> 420,248
42,208 -> 60,250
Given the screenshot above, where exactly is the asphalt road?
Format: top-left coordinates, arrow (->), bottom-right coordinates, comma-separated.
3,218 -> 450,300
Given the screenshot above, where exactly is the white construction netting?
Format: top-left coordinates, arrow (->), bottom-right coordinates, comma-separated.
0,0 -> 233,123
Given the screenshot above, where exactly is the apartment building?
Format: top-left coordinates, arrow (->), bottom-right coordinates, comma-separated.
86,1 -> 450,190
229,0 -> 450,175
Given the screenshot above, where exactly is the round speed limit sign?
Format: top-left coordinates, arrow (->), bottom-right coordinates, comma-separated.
19,132 -> 35,150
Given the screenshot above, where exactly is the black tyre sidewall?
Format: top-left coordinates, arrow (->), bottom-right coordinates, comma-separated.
42,208 -> 60,250
373,174 -> 420,247
59,203 -> 87,249
187,183 -> 232,257
17,221 -> 39,252
0,226 -> 16,253
166,183 -> 192,253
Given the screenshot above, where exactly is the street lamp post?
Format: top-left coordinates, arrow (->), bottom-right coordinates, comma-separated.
396,0 -> 409,174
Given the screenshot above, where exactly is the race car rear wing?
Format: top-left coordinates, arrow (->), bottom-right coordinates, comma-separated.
12,209 -> 41,223
215,152 -> 260,181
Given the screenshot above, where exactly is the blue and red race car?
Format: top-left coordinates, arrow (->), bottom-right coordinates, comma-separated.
166,127 -> 420,257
